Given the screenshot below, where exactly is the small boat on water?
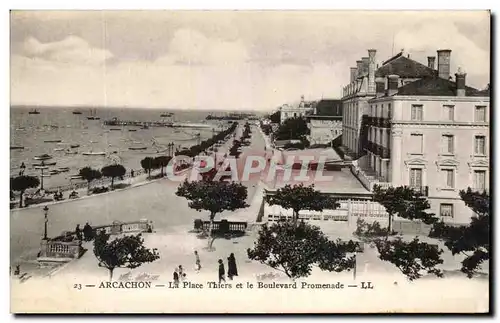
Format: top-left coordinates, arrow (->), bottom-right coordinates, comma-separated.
28,109 -> 40,115
87,108 -> 101,120
58,167 -> 70,172
10,146 -> 24,150
44,140 -> 62,143
16,127 -> 26,131
90,140 -> 98,144
41,174 -> 51,178
160,112 -> 174,118
49,170 -> 60,175
33,154 -> 53,160
70,144 -> 80,148
129,146 -> 147,151
70,175 -> 83,180
33,161 -> 56,167
82,151 -> 106,156
72,110 -> 82,115
65,150 -> 78,155
129,129 -> 137,132
110,128 -> 121,131
54,148 -> 65,152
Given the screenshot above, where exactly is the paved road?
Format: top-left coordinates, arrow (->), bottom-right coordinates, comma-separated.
10,123 -> 267,264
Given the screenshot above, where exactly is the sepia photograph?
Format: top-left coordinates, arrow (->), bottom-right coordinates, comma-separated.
8,9 -> 491,313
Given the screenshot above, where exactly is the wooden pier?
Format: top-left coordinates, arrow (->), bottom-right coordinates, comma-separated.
103,118 -> 212,129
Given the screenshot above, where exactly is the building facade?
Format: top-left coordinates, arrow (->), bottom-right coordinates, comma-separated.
305,99 -> 343,145
359,71 -> 490,224
279,95 -> 315,124
341,49 -> 440,159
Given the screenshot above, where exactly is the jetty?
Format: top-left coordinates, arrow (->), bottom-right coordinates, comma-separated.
103,118 -> 212,129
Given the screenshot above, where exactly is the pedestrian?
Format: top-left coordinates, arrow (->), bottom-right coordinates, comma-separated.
14,265 -> 20,276
218,259 -> 226,283
227,253 -> 238,280
83,222 -> 93,241
131,169 -> 135,177
173,268 -> 179,288
75,224 -> 82,241
194,250 -> 201,272
178,265 -> 184,281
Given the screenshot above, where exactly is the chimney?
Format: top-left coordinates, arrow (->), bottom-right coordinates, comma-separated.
427,56 -> 436,69
387,75 -> 399,96
350,67 -> 357,83
368,49 -> 377,93
361,57 -> 369,75
437,49 -> 452,79
356,60 -> 363,77
375,77 -> 385,97
455,67 -> 466,97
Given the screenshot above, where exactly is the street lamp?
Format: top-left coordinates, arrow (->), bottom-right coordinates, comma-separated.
42,206 -> 49,240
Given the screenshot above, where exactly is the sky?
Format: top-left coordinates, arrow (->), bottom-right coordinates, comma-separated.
10,11 -> 490,111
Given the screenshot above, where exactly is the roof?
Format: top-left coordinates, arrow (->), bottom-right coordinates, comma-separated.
375,54 -> 438,79
313,99 -> 343,116
395,77 -> 491,97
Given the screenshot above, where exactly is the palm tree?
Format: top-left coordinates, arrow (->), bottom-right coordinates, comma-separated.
154,156 -> 171,177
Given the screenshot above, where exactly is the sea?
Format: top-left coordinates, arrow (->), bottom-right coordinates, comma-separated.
10,106 -> 239,189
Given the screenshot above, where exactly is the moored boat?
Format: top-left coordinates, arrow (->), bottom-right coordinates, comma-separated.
54,148 -> 65,152
28,109 -> 40,115
70,144 -> 80,148
44,140 -> 62,143
129,146 -> 147,151
33,154 -> 53,161
82,151 -> 106,156
10,146 -> 24,150
33,161 -> 56,167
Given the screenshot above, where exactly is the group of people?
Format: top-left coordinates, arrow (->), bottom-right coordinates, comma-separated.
219,253 -> 238,283
74,222 -> 94,241
172,251 -> 239,286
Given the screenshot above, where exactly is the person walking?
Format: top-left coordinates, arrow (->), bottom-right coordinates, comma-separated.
218,259 -> 226,283
194,250 -> 201,272
227,253 -> 238,280
178,265 -> 184,281
173,268 -> 179,288
75,224 -> 82,241
83,222 -> 93,241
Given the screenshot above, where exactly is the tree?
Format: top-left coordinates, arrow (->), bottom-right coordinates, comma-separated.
11,175 -> 40,208
79,167 -> 102,193
373,185 -> 438,234
154,156 -> 171,177
176,180 -> 249,249
429,188 -> 490,278
374,237 -> 444,281
265,184 -> 339,225
269,110 -> 281,124
101,164 -> 126,189
140,157 -> 156,178
247,221 -> 358,279
93,231 -> 160,281
274,117 -> 310,141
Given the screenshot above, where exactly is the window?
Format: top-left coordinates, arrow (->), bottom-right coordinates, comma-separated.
441,135 -> 454,154
388,103 -> 392,119
475,106 -> 486,122
410,134 -> 423,154
440,204 -> 454,217
442,169 -> 455,188
474,136 -> 486,155
443,105 -> 454,121
411,105 -> 423,121
410,168 -> 423,188
474,170 -> 486,191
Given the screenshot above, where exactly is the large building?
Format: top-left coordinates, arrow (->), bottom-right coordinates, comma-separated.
279,95 -> 315,124
341,49 -> 440,159
305,99 -> 343,145
355,69 -> 490,224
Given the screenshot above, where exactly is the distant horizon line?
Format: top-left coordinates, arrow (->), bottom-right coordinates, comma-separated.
10,104 -> 269,113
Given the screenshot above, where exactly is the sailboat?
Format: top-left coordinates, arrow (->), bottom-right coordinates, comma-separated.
28,108 -> 40,115
87,108 -> 101,120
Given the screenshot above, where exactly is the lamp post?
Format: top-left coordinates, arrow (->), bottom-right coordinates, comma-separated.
34,160 -> 49,191
42,206 -> 49,240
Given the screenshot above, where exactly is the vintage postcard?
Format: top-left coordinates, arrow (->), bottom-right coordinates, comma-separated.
9,10 -> 490,313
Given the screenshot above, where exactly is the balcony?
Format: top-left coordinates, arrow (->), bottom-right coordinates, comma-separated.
364,141 -> 391,159
409,186 -> 429,196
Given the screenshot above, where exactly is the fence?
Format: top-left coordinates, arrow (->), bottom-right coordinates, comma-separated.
194,220 -> 248,233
